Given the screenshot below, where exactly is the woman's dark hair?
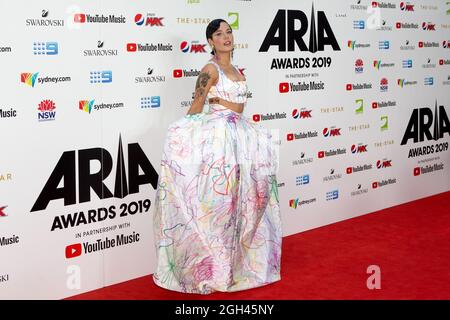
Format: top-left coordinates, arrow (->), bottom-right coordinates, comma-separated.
206,19 -> 231,55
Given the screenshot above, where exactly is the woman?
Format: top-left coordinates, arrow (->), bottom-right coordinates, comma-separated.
152,19 -> 282,294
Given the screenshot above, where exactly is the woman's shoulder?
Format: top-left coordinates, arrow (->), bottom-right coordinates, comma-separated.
203,59 -> 219,70
201,60 -> 219,78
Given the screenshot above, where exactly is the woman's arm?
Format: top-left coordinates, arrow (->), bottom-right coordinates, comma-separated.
186,64 -> 218,115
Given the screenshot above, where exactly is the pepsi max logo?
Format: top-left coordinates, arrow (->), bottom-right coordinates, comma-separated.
351,144 -> 368,153
292,109 -> 312,119
180,41 -> 206,53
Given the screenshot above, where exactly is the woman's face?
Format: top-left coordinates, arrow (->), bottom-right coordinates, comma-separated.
209,22 -> 234,53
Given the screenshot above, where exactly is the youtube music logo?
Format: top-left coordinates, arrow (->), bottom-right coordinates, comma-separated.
74,14 -> 86,23
173,69 -> 183,78
279,82 -> 289,93
127,43 -> 137,52
172,68 -> 201,78
317,148 -> 347,158
414,167 -> 421,176
346,83 -> 372,90
279,81 -> 324,93
66,243 -> 82,259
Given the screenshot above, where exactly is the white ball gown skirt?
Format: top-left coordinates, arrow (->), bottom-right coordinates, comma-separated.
152,104 -> 282,294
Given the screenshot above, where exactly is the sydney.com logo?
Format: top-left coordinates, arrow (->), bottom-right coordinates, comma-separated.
21,72 -> 71,87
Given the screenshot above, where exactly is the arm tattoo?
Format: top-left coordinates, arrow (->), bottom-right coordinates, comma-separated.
194,72 -> 211,99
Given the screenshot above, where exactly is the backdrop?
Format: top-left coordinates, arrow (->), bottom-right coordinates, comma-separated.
0,0 -> 449,299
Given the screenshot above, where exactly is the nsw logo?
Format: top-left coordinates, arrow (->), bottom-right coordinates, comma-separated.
38,99 -> 56,121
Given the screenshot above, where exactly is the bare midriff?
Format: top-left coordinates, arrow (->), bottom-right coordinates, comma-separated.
208,97 -> 244,114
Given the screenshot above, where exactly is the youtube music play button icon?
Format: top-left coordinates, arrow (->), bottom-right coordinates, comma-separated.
127,43 -> 137,52
66,243 -> 82,259
74,14 -> 86,23
279,82 -> 289,93
173,69 -> 183,78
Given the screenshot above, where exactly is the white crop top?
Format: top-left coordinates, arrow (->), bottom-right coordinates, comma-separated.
205,60 -> 249,105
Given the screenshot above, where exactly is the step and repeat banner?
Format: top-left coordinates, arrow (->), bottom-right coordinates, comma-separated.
1,0 -> 449,299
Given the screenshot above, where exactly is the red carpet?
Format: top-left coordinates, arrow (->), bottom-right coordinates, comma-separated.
68,191 -> 450,300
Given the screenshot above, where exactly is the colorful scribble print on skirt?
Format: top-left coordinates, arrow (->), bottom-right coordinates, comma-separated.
153,105 -> 282,294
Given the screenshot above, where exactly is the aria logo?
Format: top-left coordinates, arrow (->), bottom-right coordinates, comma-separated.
0,205 -> 7,217
400,101 -> 450,145
259,4 -> 341,53
30,135 -> 159,212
